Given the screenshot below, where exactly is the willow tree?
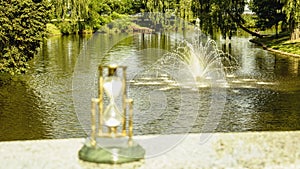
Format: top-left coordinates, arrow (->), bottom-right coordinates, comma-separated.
281,0 -> 300,40
49,0 -> 91,34
145,0 -> 175,13
143,0 -> 176,30
179,0 -> 193,21
191,0 -> 250,38
192,0 -> 213,34
50,0 -> 90,20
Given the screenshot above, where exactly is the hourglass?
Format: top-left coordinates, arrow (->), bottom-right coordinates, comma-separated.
78,64 -> 145,164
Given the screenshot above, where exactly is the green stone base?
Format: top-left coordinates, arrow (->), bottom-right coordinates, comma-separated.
78,138 -> 145,164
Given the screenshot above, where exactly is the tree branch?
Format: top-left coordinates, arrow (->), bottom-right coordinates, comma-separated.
226,10 -> 263,38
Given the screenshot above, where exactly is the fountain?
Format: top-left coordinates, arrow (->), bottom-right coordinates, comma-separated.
132,31 -> 239,91
166,31 -> 238,85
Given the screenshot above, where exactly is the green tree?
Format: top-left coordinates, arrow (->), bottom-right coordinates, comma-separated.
192,0 -> 213,34
146,0 -> 164,12
0,0 -> 51,75
179,0 -> 193,21
49,0 -> 91,34
249,0 -> 286,36
192,0 -> 251,38
49,0 -> 142,33
281,0 -> 300,40
50,0 -> 89,20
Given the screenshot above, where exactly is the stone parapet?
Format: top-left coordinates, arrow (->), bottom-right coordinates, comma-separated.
0,131 -> 299,169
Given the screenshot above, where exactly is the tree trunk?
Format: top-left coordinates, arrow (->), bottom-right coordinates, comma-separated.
291,21 -> 300,40
237,22 -> 263,38
291,28 -> 300,40
275,23 -> 278,38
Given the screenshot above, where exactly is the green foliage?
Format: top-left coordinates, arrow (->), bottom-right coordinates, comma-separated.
179,0 -> 193,21
252,31 -> 300,55
146,0 -> 164,12
111,12 -> 125,20
191,0 -> 245,38
50,0 -> 91,34
242,14 -> 256,28
144,0 -> 193,19
56,21 -> 79,35
47,0 -> 297,39
281,0 -> 300,39
281,0 -> 300,23
0,0 -> 51,75
1,46 -> 28,75
98,14 -> 133,33
46,23 -> 61,36
191,0 -> 213,34
126,0 -> 144,14
49,0 -> 143,34
50,0 -> 90,20
249,0 -> 286,32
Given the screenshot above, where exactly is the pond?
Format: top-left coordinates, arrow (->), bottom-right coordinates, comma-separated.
0,32 -> 299,141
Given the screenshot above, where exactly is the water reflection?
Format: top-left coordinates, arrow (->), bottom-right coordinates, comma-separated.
0,33 -> 299,141
75,33 -> 300,136
275,55 -> 300,77
0,35 -> 90,140
0,79 -> 47,140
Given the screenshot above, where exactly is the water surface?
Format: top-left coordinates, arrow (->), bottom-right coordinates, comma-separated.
0,32 -> 299,141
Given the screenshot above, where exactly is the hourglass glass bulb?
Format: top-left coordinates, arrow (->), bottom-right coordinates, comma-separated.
103,105 -> 122,127
103,66 -> 122,98
103,65 -> 123,128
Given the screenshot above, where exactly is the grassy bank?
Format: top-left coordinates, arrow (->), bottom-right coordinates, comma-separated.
250,32 -> 300,56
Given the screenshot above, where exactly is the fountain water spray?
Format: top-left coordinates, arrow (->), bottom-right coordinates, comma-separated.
160,30 -> 238,88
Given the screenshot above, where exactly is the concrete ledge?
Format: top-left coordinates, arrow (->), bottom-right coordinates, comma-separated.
0,131 -> 299,169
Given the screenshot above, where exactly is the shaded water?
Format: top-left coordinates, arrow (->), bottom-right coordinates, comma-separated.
0,32 -> 299,141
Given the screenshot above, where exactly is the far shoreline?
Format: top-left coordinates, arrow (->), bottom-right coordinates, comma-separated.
249,32 -> 300,58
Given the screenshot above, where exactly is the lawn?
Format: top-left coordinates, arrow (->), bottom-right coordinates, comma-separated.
252,32 -> 300,56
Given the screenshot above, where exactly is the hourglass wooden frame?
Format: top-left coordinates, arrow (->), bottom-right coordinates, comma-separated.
90,65 -> 133,146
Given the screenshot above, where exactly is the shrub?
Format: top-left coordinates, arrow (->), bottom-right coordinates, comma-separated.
46,23 -> 61,36
56,21 -> 75,35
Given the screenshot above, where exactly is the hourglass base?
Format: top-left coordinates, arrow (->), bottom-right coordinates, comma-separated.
78,137 -> 145,164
